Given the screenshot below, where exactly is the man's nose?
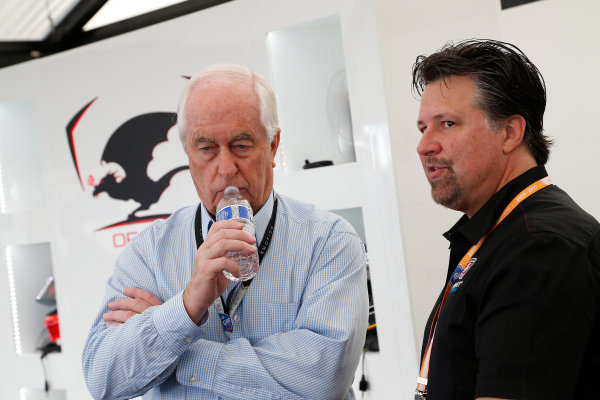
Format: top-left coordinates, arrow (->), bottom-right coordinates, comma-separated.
217,148 -> 238,177
416,128 -> 441,157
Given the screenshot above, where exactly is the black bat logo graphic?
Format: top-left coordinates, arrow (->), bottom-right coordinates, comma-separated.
93,112 -> 189,220
66,101 -> 189,227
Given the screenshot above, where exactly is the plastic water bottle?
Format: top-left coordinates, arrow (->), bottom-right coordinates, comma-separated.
216,186 -> 259,281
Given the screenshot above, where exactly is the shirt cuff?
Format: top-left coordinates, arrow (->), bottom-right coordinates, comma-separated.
152,291 -> 205,354
176,339 -> 223,390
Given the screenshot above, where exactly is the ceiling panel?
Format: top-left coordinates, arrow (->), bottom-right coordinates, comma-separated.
0,0 -> 79,41
83,0 -> 185,31
0,0 -> 233,69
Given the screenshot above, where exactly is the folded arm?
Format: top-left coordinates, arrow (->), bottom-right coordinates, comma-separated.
83,220 -> 368,399
82,219 -> 254,399
176,230 -> 369,399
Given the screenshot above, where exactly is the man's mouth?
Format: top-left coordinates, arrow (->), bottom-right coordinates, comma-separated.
426,164 -> 450,180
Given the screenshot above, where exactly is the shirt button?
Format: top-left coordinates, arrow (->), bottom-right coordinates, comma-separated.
191,376 -> 198,383
185,337 -> 193,343
233,314 -> 240,322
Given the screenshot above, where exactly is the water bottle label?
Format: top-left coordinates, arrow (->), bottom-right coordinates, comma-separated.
238,205 -> 251,220
217,205 -> 251,221
216,206 -> 232,221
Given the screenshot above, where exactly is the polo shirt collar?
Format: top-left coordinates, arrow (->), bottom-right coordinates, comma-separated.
444,165 -> 549,245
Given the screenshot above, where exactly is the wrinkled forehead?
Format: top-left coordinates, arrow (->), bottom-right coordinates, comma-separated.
186,79 -> 259,118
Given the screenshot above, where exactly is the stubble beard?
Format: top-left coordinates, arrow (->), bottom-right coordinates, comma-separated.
430,173 -> 463,211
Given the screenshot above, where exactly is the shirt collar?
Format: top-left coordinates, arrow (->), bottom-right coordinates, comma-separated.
444,165 -> 549,245
200,190 -> 275,245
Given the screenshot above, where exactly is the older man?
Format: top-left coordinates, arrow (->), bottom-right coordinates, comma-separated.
412,40 -> 600,400
83,64 -> 368,399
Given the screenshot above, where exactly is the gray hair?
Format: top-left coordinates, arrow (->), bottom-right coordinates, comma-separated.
177,64 -> 279,149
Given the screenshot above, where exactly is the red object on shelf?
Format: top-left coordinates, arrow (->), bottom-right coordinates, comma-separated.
45,313 -> 60,343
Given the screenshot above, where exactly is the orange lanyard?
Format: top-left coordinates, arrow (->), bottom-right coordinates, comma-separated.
415,177 -> 551,398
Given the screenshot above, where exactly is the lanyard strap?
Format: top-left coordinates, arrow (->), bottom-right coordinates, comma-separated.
415,177 -> 551,398
194,193 -> 278,338
214,284 -> 248,338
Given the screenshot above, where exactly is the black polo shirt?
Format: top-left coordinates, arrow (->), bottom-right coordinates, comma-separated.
421,166 -> 600,399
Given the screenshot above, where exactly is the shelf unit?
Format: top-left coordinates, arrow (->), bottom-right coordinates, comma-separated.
267,14 -> 356,172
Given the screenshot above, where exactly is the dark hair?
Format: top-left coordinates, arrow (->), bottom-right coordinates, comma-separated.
412,39 -> 552,165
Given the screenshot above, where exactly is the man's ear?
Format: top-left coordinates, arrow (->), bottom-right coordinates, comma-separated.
502,115 -> 527,154
270,128 -> 281,168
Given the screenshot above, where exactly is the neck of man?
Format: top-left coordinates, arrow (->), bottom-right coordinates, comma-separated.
496,146 -> 538,193
466,147 -> 538,218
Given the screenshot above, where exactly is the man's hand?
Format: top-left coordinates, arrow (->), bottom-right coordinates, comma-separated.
103,287 -> 163,327
183,219 -> 256,324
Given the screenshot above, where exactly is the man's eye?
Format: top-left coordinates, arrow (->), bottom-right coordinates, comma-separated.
232,144 -> 251,152
443,121 -> 455,128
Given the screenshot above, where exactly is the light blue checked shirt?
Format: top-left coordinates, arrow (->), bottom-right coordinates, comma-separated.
82,192 -> 368,399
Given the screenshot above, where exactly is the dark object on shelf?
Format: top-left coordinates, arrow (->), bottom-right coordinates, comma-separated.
39,341 -> 61,358
303,159 -> 333,169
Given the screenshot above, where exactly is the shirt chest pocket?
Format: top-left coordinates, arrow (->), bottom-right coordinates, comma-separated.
244,302 -> 299,343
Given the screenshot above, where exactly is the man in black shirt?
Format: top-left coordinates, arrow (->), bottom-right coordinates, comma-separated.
412,39 -> 600,400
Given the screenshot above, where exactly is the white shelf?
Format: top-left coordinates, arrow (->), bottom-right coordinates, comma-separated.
267,14 -> 356,172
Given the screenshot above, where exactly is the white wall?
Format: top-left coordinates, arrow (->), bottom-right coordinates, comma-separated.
375,0 -> 600,360
501,0 -> 600,215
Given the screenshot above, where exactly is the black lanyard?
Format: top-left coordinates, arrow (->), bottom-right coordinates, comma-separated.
194,193 -> 278,314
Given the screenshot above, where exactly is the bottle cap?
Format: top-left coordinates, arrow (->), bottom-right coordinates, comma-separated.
224,186 -> 239,195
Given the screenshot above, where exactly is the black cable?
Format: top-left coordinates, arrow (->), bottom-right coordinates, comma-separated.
41,356 -> 49,393
359,348 -> 369,396
38,342 -> 61,394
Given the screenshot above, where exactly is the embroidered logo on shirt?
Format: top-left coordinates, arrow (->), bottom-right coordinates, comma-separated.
450,281 -> 463,293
